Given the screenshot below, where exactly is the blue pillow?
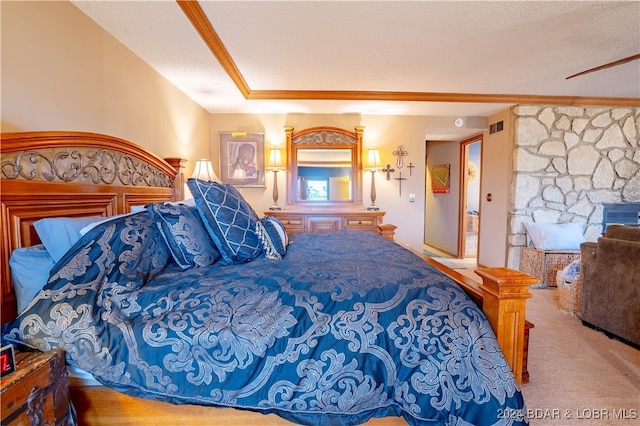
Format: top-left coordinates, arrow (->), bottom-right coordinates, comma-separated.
187,178 -> 262,264
9,244 -> 56,313
70,211 -> 170,281
147,202 -> 221,269
33,216 -> 102,262
256,216 -> 289,260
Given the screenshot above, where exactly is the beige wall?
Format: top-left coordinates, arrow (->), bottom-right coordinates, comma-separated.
477,108 -> 513,267
424,141 -> 460,255
0,1 -> 437,252
17,1 -> 630,263
209,113 -> 432,250
1,1 -> 210,166
423,107 -> 514,267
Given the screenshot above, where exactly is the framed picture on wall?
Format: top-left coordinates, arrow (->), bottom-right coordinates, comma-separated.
430,164 -> 450,193
218,132 -> 265,187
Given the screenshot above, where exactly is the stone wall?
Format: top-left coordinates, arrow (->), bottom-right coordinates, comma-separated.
507,105 -> 639,269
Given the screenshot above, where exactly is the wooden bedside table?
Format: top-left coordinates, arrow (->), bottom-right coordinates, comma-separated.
1,348 -> 71,426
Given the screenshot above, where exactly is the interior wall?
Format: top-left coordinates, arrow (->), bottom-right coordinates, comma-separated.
477,108 -> 512,267
424,141 -> 460,255
209,113 -> 431,251
507,105 -> 640,270
0,1 -> 210,166
0,0 -> 437,253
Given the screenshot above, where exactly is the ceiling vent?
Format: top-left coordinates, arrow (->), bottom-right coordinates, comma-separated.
489,120 -> 504,134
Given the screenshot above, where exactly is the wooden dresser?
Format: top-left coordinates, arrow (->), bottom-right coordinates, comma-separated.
265,206 -> 385,234
1,348 -> 71,426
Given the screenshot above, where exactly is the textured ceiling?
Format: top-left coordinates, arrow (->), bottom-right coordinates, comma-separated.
71,0 -> 640,140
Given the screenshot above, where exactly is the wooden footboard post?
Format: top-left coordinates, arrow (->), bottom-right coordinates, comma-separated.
475,267 -> 537,385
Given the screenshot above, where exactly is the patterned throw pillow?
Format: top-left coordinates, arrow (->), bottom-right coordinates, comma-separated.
147,202 -> 221,269
256,216 -> 289,260
187,178 -> 262,264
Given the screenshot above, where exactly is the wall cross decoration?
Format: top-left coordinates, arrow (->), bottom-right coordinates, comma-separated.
394,172 -> 407,196
407,162 -> 414,176
382,164 -> 395,180
393,145 -> 408,168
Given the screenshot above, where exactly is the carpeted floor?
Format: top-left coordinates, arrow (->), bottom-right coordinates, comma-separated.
522,287 -> 639,425
456,267 -> 640,425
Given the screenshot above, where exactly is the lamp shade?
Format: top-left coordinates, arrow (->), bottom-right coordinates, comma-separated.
190,159 -> 219,181
365,149 -> 382,170
267,148 -> 285,170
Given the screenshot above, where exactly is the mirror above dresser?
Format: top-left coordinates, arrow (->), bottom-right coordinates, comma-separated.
266,126 -> 389,238
285,126 -> 363,206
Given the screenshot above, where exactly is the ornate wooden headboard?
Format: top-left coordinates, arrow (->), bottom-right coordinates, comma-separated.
0,131 -> 185,323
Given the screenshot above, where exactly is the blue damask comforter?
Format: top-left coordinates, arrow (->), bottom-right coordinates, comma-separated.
3,211 -> 527,425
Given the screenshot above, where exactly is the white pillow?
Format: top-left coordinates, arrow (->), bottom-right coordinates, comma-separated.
79,212 -> 139,236
78,202 -> 192,236
9,244 -> 56,313
524,222 -> 585,250
33,216 -> 102,262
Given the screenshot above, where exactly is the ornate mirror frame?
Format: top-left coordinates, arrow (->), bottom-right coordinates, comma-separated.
285,126 -> 363,206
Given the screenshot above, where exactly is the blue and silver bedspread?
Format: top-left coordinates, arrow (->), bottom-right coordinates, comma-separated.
3,212 -> 527,425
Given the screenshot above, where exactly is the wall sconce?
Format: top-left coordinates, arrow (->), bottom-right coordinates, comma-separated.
191,159 -> 219,181
267,148 -> 285,210
365,149 -> 382,211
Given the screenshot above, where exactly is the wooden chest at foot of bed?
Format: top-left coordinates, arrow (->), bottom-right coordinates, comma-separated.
520,247 -> 580,287
1,348 -> 71,426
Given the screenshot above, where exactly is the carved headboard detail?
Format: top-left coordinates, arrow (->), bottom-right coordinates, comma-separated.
1,146 -> 175,188
0,131 -> 185,323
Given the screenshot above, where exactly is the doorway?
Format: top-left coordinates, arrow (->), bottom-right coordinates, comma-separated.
458,136 -> 482,259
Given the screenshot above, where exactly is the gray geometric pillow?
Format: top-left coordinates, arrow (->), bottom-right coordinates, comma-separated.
147,202 -> 221,269
187,179 -> 262,264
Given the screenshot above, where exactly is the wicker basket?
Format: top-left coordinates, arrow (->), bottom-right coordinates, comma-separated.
557,272 -> 581,316
520,247 -> 580,287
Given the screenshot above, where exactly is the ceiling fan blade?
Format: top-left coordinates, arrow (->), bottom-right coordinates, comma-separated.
566,54 -> 640,80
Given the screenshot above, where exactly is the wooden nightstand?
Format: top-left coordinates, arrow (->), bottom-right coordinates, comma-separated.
1,348 -> 71,426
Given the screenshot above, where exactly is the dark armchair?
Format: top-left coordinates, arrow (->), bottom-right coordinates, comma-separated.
578,225 -> 640,347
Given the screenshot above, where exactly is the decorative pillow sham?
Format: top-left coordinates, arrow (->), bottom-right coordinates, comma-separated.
9,244 -> 56,313
524,221 -> 585,250
147,202 -> 221,269
66,210 -> 171,281
256,216 -> 289,260
187,178 -> 262,264
33,216 -> 102,262
79,212 -> 142,236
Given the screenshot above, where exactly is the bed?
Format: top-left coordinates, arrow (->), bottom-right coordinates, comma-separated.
1,131 -> 536,426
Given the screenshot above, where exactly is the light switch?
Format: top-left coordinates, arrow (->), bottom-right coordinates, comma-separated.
409,193 -> 415,202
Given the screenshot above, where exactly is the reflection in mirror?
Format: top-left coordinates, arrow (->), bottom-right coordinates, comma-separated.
285,126 -> 363,206
297,149 -> 352,201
